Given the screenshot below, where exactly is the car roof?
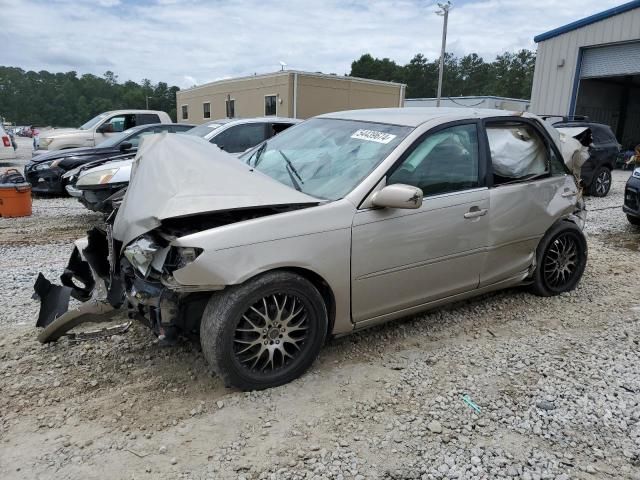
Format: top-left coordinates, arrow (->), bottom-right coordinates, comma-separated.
204,117 -> 302,127
103,110 -> 167,115
318,107 -> 516,127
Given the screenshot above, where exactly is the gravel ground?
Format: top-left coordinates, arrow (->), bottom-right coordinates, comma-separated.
1,166 -> 639,480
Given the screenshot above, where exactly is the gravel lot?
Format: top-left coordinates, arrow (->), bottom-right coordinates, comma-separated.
1,149 -> 639,479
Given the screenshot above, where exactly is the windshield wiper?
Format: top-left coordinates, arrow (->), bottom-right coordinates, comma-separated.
277,150 -> 304,184
251,141 -> 268,167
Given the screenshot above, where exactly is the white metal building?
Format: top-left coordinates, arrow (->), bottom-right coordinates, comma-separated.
530,0 -> 640,147
405,96 -> 530,112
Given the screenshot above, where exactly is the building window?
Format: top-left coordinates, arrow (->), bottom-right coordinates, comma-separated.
203,102 -> 211,119
181,105 -> 188,120
226,99 -> 235,118
265,95 -> 277,116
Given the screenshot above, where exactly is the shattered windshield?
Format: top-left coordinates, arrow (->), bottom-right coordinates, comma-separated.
242,118 -> 411,200
79,113 -> 108,130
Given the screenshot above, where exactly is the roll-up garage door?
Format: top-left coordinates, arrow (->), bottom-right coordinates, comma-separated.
580,41 -> 640,78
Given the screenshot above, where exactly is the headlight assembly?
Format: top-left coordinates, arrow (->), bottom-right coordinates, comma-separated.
123,236 -> 169,277
633,168 -> 640,179
76,167 -> 120,186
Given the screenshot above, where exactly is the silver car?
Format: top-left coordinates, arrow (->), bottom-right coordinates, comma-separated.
36,108 -> 587,391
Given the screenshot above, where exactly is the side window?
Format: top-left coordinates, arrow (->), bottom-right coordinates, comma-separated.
265,95 -> 277,116
212,123 -> 267,153
270,122 -> 294,137
486,122 -> 548,185
137,114 -> 160,125
388,124 -> 479,196
103,114 -> 136,133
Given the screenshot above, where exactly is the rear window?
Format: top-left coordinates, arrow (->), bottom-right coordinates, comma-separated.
137,114 -> 160,125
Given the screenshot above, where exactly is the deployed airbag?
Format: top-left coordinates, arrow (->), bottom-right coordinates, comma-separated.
487,127 -> 547,178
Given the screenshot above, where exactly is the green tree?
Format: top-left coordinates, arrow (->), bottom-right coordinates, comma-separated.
0,67 -> 181,126
348,49 -> 536,100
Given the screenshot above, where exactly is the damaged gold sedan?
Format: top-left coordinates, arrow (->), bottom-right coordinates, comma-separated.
35,108 -> 588,390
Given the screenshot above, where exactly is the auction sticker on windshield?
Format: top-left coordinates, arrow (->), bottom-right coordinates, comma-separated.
351,129 -> 397,144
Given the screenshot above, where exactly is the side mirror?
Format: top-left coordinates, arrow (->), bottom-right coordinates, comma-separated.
371,184 -> 423,209
97,124 -> 109,134
119,142 -> 133,151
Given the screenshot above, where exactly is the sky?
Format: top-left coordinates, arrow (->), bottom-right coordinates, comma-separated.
0,0 -> 626,88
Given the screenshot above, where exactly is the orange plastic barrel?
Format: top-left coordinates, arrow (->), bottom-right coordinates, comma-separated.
0,183 -> 32,217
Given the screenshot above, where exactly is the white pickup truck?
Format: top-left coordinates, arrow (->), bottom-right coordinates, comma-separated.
35,110 -> 172,154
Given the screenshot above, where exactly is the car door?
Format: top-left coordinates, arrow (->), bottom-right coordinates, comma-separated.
351,122 -> 490,323
479,118 -> 579,287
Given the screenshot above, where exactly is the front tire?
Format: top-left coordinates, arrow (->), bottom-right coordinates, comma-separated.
200,271 -> 328,391
530,222 -> 587,297
589,167 -> 612,197
627,214 -> 640,226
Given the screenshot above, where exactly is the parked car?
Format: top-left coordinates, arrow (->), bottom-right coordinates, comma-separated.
35,108 -> 587,391
24,123 -> 193,194
623,168 -> 640,225
185,117 -> 301,153
34,110 -> 172,154
548,116 -> 620,197
0,124 -> 16,160
70,117 -> 300,212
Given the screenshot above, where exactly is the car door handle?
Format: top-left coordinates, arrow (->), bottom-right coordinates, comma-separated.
464,207 -> 488,219
561,190 -> 577,198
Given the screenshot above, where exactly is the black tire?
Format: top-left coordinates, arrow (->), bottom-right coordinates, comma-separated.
627,214 -> 640,226
529,221 -> 587,297
589,167 -> 612,197
200,271 -> 328,391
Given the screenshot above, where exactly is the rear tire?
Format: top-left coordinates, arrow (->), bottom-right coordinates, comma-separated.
627,214 -> 640,226
589,167 -> 612,197
530,222 -> 587,297
200,271 -> 328,391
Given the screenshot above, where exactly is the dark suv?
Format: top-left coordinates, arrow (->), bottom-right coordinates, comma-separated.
550,116 -> 620,197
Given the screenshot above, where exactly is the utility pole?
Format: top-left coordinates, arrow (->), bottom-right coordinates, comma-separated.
145,96 -> 150,109
436,1 -> 452,107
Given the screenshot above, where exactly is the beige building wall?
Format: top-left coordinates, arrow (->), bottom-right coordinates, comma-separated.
176,72 -> 404,124
296,75 -> 403,119
530,7 -> 640,115
177,74 -> 292,124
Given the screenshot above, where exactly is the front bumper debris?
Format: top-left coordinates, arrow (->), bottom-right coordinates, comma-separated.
34,229 -> 124,343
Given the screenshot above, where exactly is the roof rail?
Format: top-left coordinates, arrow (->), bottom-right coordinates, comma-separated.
539,114 -> 590,123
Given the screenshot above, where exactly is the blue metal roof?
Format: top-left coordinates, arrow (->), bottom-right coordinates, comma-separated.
534,0 -> 640,43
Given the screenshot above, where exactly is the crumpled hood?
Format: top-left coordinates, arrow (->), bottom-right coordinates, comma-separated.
113,133 -> 319,246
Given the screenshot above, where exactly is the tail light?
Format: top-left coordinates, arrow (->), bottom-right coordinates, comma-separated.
2,136 -> 10,147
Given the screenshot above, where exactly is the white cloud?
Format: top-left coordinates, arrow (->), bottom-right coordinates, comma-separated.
0,0 -> 625,88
